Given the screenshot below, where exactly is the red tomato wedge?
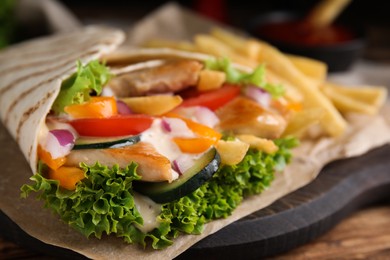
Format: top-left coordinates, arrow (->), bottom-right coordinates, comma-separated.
180,84 -> 240,111
69,115 -> 153,137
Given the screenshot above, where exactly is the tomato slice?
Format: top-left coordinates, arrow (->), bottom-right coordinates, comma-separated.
180,84 -> 241,111
69,115 -> 153,137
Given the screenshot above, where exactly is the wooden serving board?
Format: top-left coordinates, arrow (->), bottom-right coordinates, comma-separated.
1,144 -> 389,259
180,144 -> 390,259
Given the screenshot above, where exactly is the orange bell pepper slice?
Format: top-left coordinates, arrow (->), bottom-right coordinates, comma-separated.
49,166 -> 85,190
165,112 -> 222,153
64,96 -> 117,119
164,112 -> 222,141
173,137 -> 216,154
181,118 -> 222,141
38,145 -> 66,170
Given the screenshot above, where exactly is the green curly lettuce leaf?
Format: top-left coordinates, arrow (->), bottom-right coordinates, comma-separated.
51,60 -> 112,114
160,137 -> 299,232
21,137 -> 297,249
21,162 -> 146,243
204,57 -> 285,98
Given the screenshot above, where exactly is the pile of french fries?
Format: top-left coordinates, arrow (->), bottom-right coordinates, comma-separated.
143,28 -> 387,138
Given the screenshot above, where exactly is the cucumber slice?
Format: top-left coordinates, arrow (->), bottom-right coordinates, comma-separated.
133,148 -> 220,203
73,135 -> 140,150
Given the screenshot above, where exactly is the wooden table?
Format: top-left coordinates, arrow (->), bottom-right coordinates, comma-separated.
275,205 -> 390,259
1,205 -> 389,259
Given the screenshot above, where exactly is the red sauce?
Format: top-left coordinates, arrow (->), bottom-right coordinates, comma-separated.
257,20 -> 355,46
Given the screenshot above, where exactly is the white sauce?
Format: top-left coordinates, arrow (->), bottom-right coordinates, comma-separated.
140,118 -> 205,181
141,119 -> 183,162
133,192 -> 161,233
110,140 -> 137,149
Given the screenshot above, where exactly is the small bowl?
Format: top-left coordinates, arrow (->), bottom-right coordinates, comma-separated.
248,11 -> 365,72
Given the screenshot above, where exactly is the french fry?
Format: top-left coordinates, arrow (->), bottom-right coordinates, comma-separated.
283,108 -> 324,137
254,41 -> 347,137
286,54 -> 327,82
306,0 -> 352,28
120,95 -> 182,116
323,83 -> 387,108
322,83 -> 387,115
194,34 -> 236,56
194,34 -> 257,68
210,27 -> 261,61
141,26 -> 387,138
210,28 -> 326,85
143,39 -> 197,52
322,88 -> 377,115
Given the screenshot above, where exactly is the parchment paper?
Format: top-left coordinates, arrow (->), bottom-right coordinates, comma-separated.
1,3 -> 390,260
15,0 -> 81,33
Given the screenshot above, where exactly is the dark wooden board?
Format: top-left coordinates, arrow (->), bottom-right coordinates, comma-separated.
1,144 -> 390,259
180,144 -> 390,259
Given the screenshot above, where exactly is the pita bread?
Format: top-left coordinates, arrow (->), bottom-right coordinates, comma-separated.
103,46 -> 253,73
0,26 -> 125,173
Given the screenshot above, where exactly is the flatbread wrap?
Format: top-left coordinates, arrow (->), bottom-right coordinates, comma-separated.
0,25 -> 298,248
0,26 -> 389,258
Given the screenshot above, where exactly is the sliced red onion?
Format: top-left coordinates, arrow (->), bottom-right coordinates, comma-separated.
46,118 -> 78,138
245,85 -> 271,108
161,119 -> 172,132
161,118 -> 194,137
50,129 -> 75,146
45,129 -> 75,159
172,154 -> 196,175
175,106 -> 219,128
116,100 -> 133,115
172,160 -> 182,175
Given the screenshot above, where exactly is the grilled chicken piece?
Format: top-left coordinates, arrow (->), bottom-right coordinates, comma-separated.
108,60 -> 203,97
65,142 -> 175,182
216,97 -> 287,139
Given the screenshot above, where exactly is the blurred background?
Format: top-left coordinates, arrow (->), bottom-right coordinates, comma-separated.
58,0 -> 390,27
51,0 -> 390,26
1,0 -> 390,63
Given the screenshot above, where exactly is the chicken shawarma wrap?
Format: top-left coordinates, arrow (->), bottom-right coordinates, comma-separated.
0,26 -> 298,249
1,26 -> 388,257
